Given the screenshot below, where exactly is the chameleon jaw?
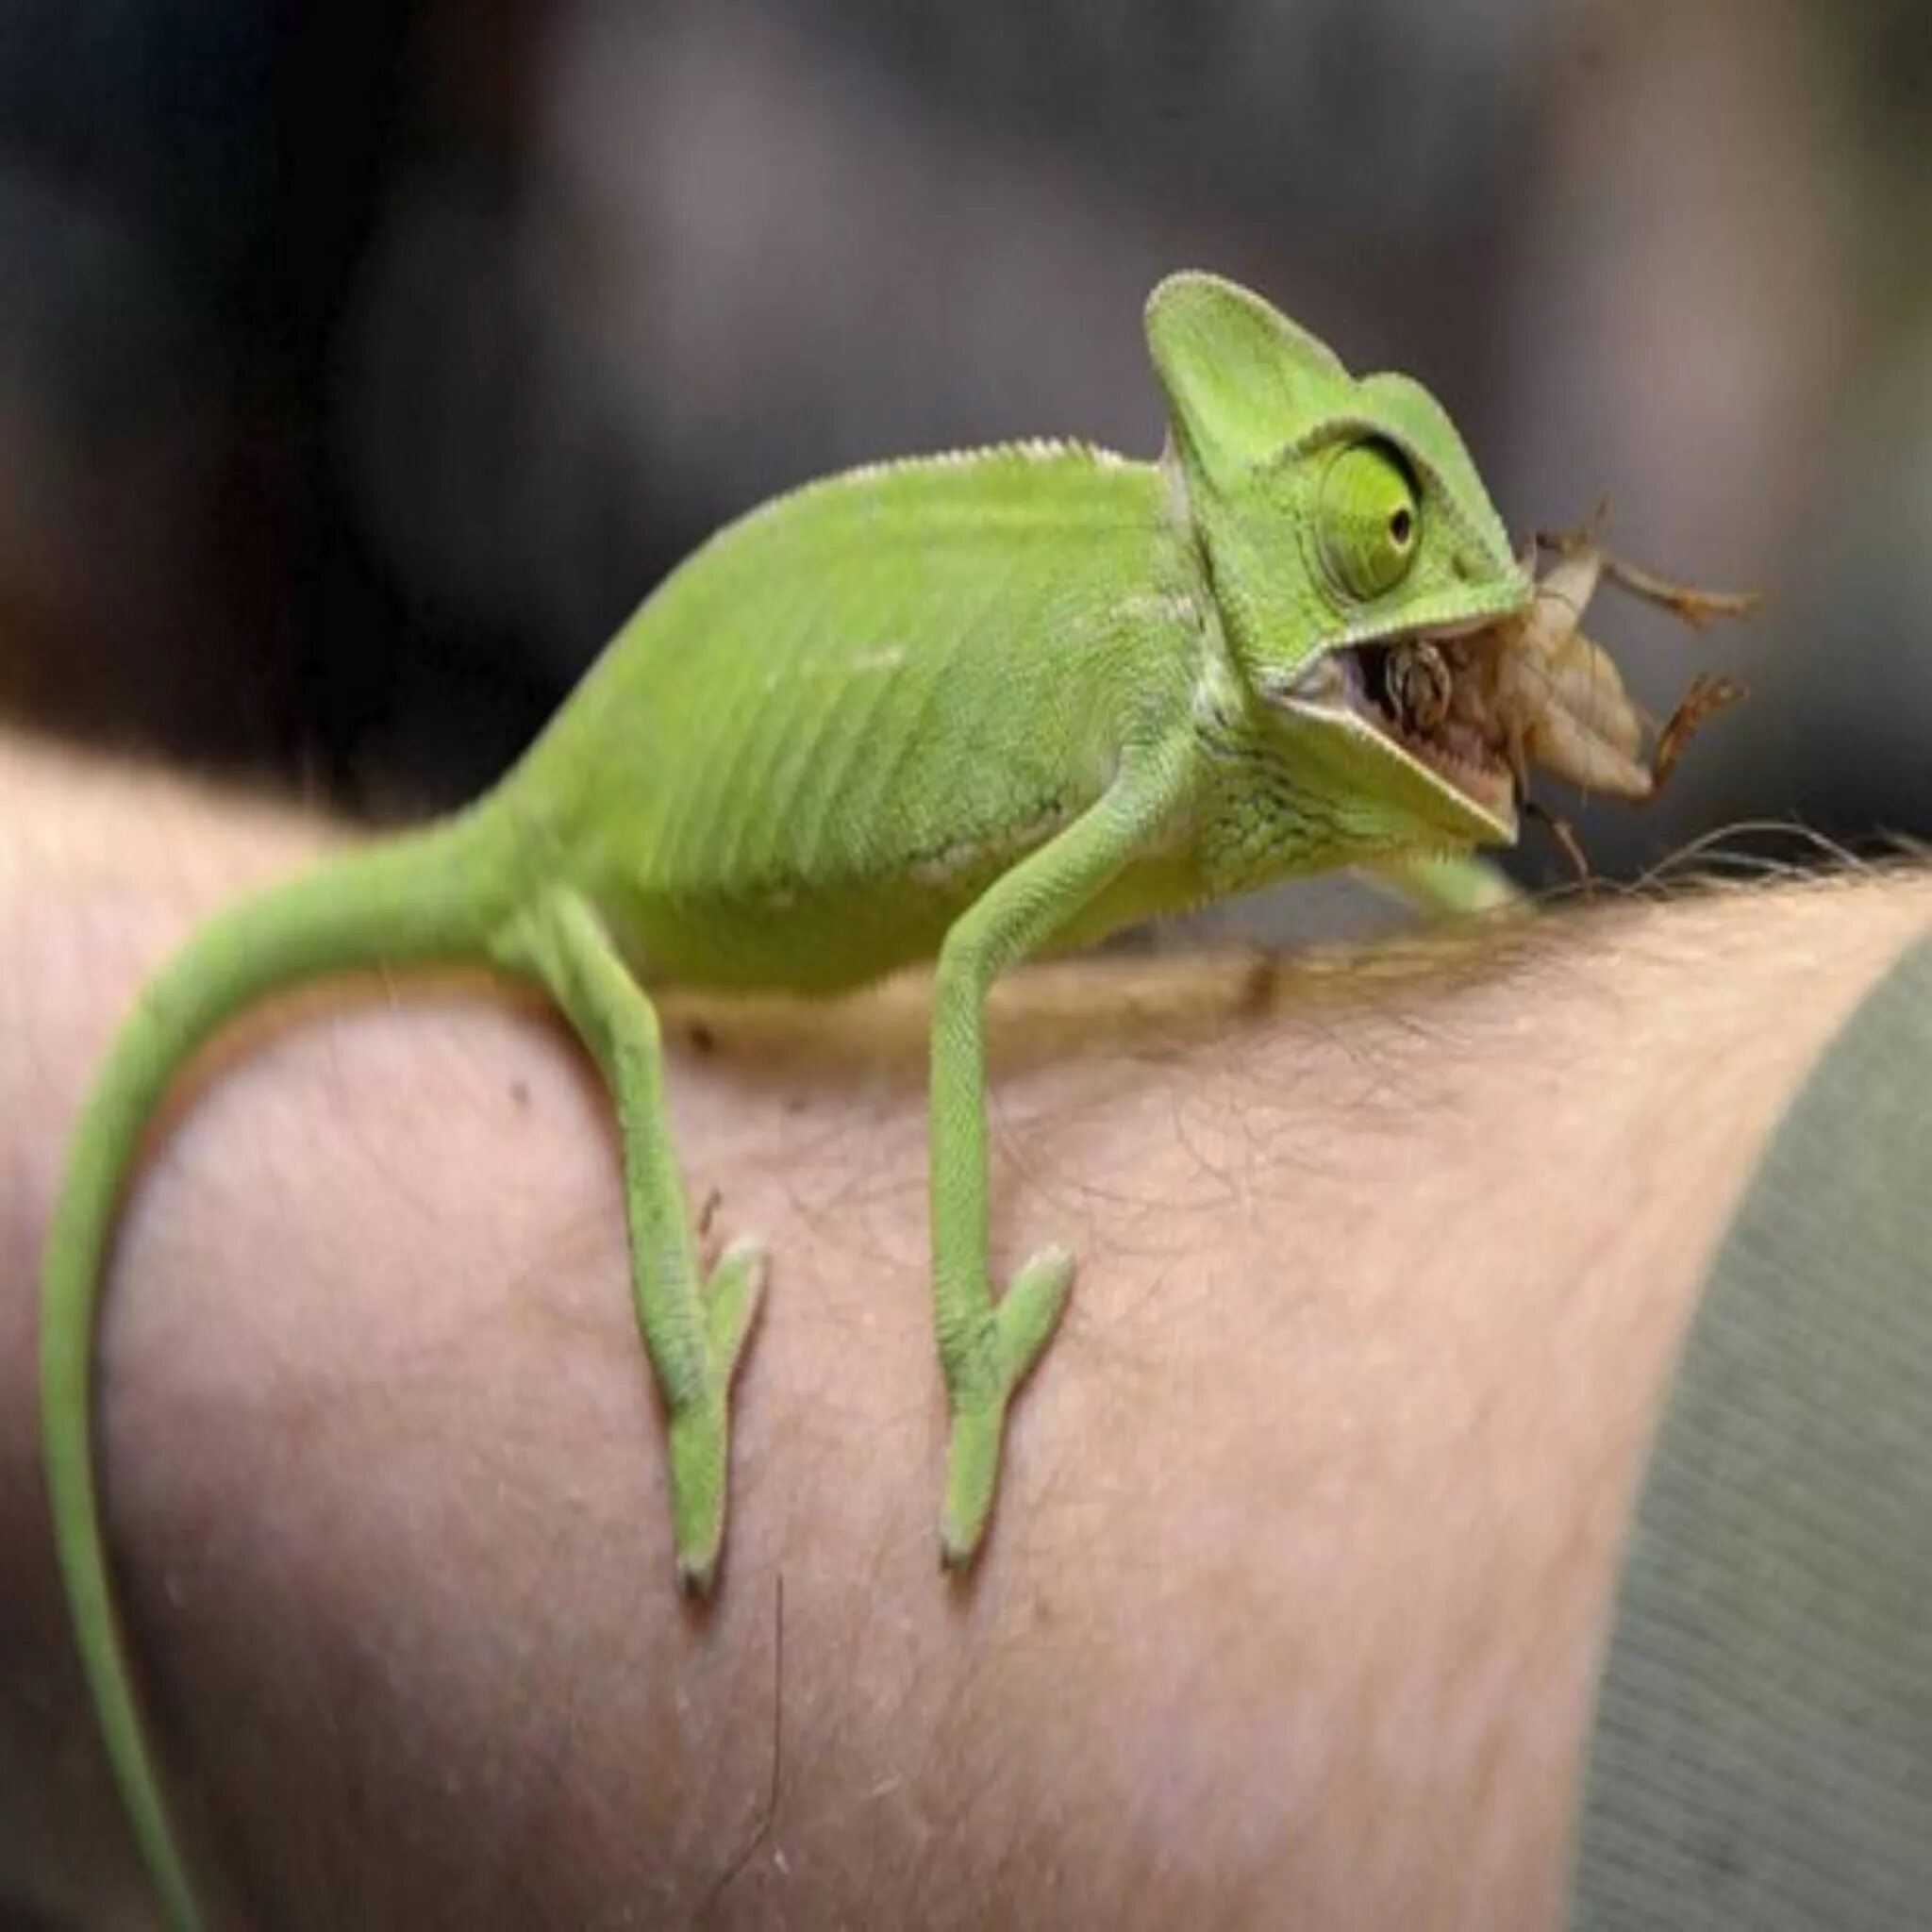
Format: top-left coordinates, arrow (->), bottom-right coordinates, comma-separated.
1281,636 -> 1523,833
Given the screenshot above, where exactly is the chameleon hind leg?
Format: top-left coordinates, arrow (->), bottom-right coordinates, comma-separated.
502,891 -> 765,1592
930,764 -> 1184,1567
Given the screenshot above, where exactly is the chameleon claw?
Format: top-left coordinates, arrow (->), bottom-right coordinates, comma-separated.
993,1242 -> 1075,1386
940,1400 -> 1006,1574
668,1401 -> 730,1591
704,1235 -> 770,1386
938,1244 -> 1075,1569
667,1237 -> 771,1592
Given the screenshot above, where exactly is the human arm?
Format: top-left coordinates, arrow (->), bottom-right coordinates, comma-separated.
5,731 -> 1928,1929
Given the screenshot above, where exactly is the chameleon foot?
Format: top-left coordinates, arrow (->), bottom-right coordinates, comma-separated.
670,1235 -> 769,1595
939,1243 -> 1074,1570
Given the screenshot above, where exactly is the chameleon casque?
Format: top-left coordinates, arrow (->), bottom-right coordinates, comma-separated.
40,272 -> 1737,1926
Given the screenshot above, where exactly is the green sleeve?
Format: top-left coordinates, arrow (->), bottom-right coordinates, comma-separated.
1571,924 -> 1932,1929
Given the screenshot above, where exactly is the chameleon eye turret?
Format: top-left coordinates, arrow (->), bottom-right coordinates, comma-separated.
1316,441 -> 1420,601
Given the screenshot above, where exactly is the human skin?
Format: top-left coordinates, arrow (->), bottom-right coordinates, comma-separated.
4,732 -> 1928,1929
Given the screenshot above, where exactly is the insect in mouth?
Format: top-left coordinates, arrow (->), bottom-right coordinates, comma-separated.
1368,531 -> 1756,857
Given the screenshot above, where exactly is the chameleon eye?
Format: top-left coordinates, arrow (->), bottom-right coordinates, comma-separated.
1317,441 -> 1421,601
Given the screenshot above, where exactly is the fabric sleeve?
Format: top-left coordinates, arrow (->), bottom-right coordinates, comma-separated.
1570,923 -> 1932,1930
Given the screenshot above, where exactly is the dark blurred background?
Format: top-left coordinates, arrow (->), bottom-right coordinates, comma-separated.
2,0 -> 1928,903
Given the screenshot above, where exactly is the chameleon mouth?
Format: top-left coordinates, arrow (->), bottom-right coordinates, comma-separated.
1289,639 -> 1519,825
1276,539 -> 1754,858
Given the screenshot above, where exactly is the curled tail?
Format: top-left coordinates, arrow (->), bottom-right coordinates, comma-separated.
39,807 -> 514,1930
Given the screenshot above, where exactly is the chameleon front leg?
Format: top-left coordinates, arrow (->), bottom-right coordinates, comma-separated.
1361,852 -> 1525,919
499,891 -> 766,1592
930,759 -> 1186,1567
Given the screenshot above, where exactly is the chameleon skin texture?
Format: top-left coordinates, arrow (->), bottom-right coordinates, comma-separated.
517,443 -> 1200,991
39,273 -> 1531,1928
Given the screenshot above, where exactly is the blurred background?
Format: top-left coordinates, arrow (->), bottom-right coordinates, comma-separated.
1,0 -> 1928,907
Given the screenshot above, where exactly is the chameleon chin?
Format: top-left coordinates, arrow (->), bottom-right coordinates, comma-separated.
37,270 -> 1752,1930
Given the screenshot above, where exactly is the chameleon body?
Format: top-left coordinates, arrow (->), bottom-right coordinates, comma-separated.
41,274 -> 1533,1926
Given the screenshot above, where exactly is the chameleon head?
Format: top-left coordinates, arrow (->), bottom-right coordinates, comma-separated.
1145,271 -> 1534,848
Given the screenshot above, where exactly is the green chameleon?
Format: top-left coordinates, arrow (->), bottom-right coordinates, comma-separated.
43,272 -> 1609,1926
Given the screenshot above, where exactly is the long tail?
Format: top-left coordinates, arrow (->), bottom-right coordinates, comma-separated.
39,806 -> 515,1930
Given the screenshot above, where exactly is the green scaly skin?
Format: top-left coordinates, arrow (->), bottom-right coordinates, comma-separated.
40,272 -> 1532,1926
